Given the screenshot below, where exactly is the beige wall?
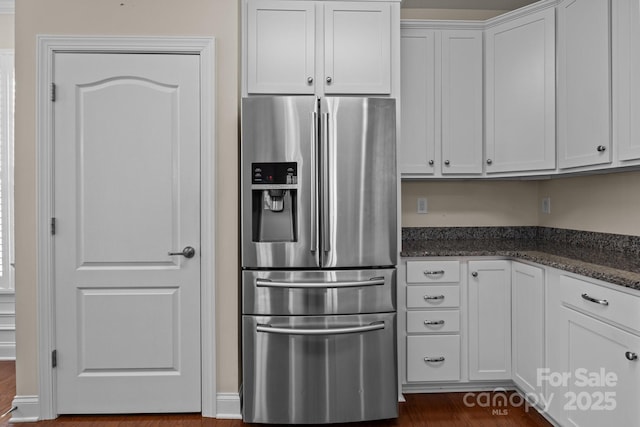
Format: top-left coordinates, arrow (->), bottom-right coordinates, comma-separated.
15,0 -> 239,396
402,169 -> 640,237
0,13 -> 14,49
402,180 -> 539,227
538,170 -> 640,235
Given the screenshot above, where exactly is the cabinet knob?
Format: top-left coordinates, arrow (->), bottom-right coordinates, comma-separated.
626,351 -> 638,361
444,160 -> 450,166
428,160 -> 434,166
326,76 -> 332,84
597,145 -> 607,152
307,77 -> 313,84
471,271 -> 478,277
486,159 -> 493,165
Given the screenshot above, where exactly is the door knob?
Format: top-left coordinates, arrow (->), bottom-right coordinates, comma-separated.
168,246 -> 196,259
626,351 -> 638,361
471,271 -> 478,277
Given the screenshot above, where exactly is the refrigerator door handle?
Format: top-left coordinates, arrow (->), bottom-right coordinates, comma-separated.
310,111 -> 319,255
321,112 -> 331,255
256,276 -> 386,289
256,321 -> 385,336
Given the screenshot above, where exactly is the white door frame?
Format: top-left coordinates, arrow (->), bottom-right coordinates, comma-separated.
36,35 -> 216,420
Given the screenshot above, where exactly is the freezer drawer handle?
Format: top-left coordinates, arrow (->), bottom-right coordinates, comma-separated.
256,321 -> 385,336
256,277 -> 385,289
424,357 -> 445,363
581,293 -> 609,306
423,295 -> 445,301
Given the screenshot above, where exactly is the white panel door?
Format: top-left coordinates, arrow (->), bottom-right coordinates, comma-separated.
324,2 -> 391,94
485,7 -> 556,173
557,0 -> 612,169
53,53 -> 201,413
400,29 -> 436,175
247,0 -> 316,94
468,260 -> 511,380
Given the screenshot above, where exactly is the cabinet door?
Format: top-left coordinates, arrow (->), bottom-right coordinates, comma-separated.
485,7 -> 556,174
468,260 -> 511,380
324,2 -> 391,94
400,29 -> 436,175
614,0 -> 640,161
554,308 -> 640,427
512,263 -> 545,397
558,0 -> 612,169
247,0 -> 315,94
441,30 -> 483,175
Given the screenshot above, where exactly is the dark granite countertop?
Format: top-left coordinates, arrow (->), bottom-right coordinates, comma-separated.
401,228 -> 640,291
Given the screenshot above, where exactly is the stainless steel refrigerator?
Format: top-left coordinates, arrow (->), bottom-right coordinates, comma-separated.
241,96 -> 398,424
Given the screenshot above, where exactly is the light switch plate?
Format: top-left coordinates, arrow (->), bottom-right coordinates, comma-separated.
541,197 -> 551,214
417,197 -> 428,214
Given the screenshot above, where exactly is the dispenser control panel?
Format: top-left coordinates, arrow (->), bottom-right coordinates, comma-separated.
252,162 -> 297,184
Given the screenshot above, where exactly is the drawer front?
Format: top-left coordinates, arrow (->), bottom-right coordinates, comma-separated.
407,285 -> 460,309
406,261 -> 460,284
559,275 -> 640,332
407,335 -> 460,382
407,310 -> 460,334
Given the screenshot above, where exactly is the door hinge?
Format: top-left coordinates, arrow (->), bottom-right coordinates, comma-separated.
50,217 -> 56,235
52,350 -> 57,368
51,83 -> 56,102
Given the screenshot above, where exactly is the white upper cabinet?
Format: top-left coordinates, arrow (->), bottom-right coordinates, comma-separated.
440,30 -> 483,175
614,0 -> 640,162
324,2 -> 391,94
485,6 -> 556,174
246,0 -> 395,95
400,28 -> 436,175
400,24 -> 483,177
557,0 -> 612,169
247,0 -> 316,94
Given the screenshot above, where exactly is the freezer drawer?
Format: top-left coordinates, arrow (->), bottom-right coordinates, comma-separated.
242,313 -> 398,424
242,268 -> 396,315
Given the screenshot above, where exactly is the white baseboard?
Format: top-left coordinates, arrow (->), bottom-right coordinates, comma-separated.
215,392 -> 241,419
10,395 -> 39,423
0,342 -> 15,360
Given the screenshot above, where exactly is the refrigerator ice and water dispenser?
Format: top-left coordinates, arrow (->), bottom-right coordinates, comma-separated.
251,162 -> 297,242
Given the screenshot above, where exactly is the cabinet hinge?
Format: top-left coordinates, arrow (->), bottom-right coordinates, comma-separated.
51,83 -> 56,102
50,217 -> 56,235
52,350 -> 57,368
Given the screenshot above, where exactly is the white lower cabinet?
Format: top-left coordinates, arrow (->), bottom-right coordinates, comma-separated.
407,335 -> 461,382
404,260 -> 461,384
547,273 -> 640,426
512,262 -> 545,397
468,260 -> 512,380
401,257 -> 640,426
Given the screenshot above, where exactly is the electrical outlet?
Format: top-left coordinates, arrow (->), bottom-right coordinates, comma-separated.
417,197 -> 428,214
541,197 -> 551,214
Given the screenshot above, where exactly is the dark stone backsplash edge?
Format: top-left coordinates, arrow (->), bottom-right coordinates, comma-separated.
402,226 -> 640,256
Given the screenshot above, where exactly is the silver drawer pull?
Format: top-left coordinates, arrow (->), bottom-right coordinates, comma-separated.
424,320 -> 445,326
424,295 -> 445,301
256,277 -> 385,289
423,270 -> 445,276
625,351 -> 638,361
581,293 -> 609,306
424,357 -> 445,363
256,321 -> 384,336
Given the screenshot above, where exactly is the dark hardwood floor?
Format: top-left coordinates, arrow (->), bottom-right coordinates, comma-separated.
0,361 -> 551,426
